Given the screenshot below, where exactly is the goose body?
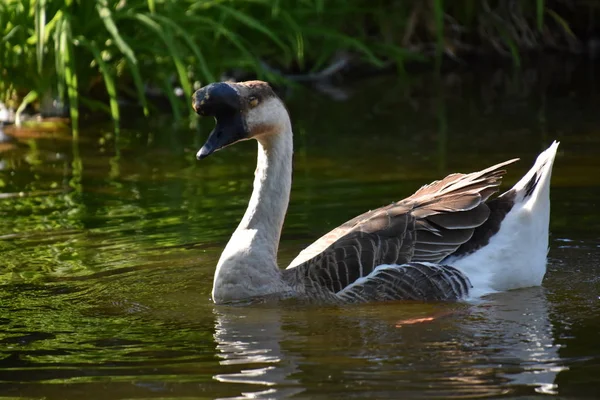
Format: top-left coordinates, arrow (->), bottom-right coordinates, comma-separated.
192,80 -> 559,305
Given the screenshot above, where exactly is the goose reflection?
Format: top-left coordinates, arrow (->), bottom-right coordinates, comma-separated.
210,287 -> 563,398
466,287 -> 565,395
212,306 -> 304,399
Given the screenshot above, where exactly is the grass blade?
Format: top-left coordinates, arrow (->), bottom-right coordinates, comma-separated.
537,0 -> 545,31
54,15 -> 65,105
96,0 -> 148,116
15,90 -> 38,126
278,10 -> 304,67
160,76 -> 182,122
78,36 -> 120,133
2,26 -> 23,43
96,0 -> 135,62
547,9 -> 576,39
498,28 -> 520,67
79,96 -> 110,114
151,14 -> 215,83
303,27 -> 385,67
147,0 -> 155,14
216,4 -> 290,56
187,15 -> 258,69
35,0 -> 46,74
131,13 -> 191,102
42,9 -> 65,44
59,18 -> 79,137
432,0 -> 444,67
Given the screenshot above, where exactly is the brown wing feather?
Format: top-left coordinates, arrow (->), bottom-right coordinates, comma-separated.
283,227 -> 416,299
287,158 -> 519,279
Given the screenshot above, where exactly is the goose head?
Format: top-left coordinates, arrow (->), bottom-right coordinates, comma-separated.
192,80 -> 286,160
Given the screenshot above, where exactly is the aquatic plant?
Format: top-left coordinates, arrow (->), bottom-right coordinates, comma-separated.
0,0 -> 593,134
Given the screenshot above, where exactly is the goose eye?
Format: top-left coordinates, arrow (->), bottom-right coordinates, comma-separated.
249,96 -> 259,108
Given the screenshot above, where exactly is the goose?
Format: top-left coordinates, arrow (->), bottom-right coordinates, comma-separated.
192,80 -> 559,305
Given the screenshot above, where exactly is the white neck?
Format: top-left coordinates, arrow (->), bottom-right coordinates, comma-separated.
212,117 -> 293,304
237,130 -> 293,253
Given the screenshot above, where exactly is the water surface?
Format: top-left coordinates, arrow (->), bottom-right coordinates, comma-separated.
1,62 -> 600,399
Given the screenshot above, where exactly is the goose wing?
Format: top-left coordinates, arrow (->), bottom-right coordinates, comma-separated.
282,230 -> 473,301
283,158 -> 518,300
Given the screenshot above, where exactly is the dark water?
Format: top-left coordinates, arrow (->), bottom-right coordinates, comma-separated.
1,62 -> 600,399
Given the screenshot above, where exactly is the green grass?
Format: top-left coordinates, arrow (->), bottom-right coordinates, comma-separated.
0,0 -> 594,134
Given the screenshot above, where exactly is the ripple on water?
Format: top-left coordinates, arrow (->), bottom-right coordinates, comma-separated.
1,69 -> 600,398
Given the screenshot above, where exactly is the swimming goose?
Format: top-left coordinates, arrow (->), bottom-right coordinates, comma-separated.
192,80 -> 559,305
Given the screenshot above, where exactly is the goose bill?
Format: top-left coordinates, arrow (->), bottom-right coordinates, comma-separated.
196,112 -> 248,160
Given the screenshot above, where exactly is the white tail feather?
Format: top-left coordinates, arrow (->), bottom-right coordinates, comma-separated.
448,141 -> 560,297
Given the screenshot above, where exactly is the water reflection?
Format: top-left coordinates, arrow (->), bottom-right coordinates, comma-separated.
466,288 -> 566,395
212,306 -> 304,399
209,285 -> 564,398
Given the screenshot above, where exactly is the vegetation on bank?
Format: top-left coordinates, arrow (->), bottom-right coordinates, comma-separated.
0,0 -> 593,134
